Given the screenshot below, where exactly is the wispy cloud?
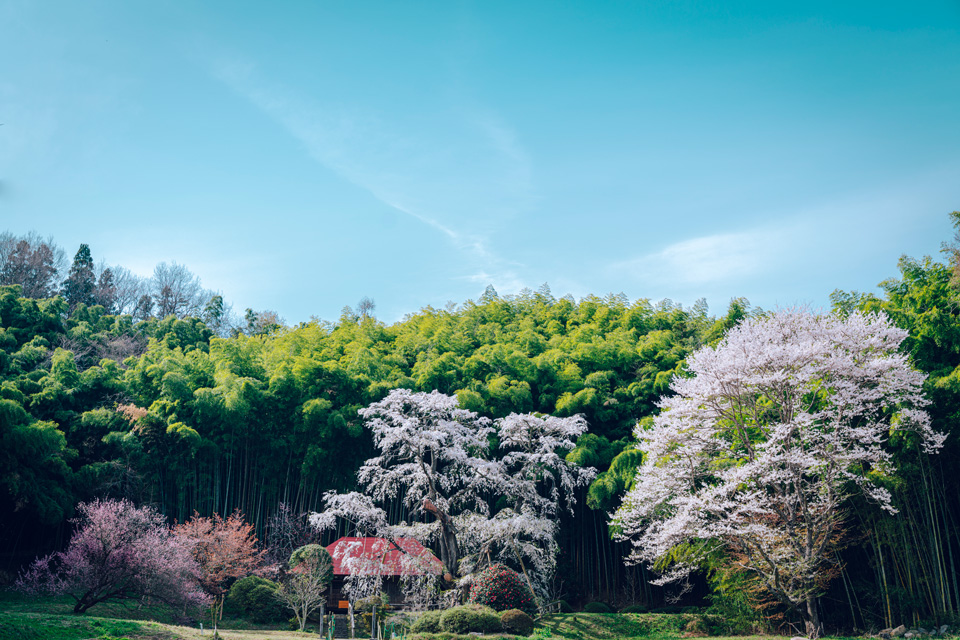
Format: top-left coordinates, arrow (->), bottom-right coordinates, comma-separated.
208,55 -> 532,292
611,225 -> 796,287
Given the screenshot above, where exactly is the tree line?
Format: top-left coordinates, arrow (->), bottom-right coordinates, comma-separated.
2,215 -> 960,633
0,231 -> 279,334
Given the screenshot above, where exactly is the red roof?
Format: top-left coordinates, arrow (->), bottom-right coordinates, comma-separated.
326,537 -> 443,577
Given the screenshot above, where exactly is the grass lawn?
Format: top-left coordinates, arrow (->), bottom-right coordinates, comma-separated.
0,591 -> 321,639
537,613 -> 782,640
0,592 -> 893,640
0,611 -> 179,640
0,611 -> 326,640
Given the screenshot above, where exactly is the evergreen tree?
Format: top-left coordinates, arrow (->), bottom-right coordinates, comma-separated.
94,267 -> 117,313
62,244 -> 96,309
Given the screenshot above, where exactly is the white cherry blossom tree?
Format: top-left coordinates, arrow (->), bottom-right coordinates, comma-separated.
612,310 -> 944,638
309,389 -> 594,606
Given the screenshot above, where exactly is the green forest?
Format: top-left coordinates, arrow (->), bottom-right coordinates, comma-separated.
3,216 -> 960,635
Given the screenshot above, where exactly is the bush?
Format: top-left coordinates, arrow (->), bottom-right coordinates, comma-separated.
553,600 -> 574,613
468,564 -> 536,616
619,604 -> 648,614
649,605 -> 685,614
411,610 -> 444,634
226,575 -> 286,623
440,604 -> 503,634
289,544 -> 333,582
500,609 -> 535,636
582,601 -> 612,613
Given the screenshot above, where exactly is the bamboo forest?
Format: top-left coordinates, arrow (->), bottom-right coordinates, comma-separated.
2,214 -> 960,637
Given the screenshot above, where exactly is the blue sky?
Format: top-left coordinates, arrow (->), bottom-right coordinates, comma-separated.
2,1 -> 958,323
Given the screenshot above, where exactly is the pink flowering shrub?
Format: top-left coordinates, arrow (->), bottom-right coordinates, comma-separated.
16,498 -> 207,614
467,564 -> 536,616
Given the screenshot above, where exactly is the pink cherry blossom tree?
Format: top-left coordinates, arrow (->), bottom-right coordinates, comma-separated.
173,511 -> 265,636
612,309 -> 945,638
16,498 -> 206,614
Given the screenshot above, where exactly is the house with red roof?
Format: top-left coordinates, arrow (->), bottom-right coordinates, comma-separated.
325,536 -> 443,611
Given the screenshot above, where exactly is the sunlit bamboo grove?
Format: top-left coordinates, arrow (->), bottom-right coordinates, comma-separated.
3,217 -> 960,631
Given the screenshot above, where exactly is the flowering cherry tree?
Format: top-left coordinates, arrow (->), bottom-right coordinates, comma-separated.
310,389 -> 594,606
174,511 -> 265,635
612,310 -> 944,637
16,499 -> 205,614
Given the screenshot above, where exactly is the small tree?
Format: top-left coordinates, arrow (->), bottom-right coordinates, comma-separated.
174,511 -> 264,636
612,310 -> 945,637
276,544 -> 334,631
264,502 -> 321,567
16,499 -> 205,614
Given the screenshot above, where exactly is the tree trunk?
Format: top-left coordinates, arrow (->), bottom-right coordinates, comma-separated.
438,520 -> 460,579
424,498 -> 460,578
804,595 -> 823,638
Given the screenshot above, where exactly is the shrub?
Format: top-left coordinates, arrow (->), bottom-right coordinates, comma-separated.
411,610 -> 444,634
226,575 -> 286,623
619,604 -> 647,614
553,600 -> 574,613
289,544 -> 333,582
500,609 -> 535,636
440,604 -> 503,634
468,564 -> 536,616
649,605 -> 686,614
582,601 -> 612,613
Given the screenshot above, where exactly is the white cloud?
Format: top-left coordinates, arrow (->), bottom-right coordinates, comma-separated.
612,226 -> 795,287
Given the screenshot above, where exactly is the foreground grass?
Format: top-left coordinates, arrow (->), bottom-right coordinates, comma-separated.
0,590 -> 326,639
0,591 -> 190,625
0,611 -> 179,640
0,593 -> 882,640
540,613 -> 719,640
0,610 -> 329,640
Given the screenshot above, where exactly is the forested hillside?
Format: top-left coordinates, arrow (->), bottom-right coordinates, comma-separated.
3,222 -> 960,632
0,238 -> 735,595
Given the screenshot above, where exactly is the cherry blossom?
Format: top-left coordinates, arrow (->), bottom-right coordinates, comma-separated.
612,309 -> 943,638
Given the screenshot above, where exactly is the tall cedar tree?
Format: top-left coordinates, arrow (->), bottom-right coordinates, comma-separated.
62,244 -> 96,310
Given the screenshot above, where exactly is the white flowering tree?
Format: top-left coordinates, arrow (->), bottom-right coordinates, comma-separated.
455,509 -> 558,598
310,389 -> 594,607
612,310 -> 944,638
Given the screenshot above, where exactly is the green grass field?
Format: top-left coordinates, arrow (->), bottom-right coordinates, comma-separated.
0,591 -> 876,640
0,590 -> 317,640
